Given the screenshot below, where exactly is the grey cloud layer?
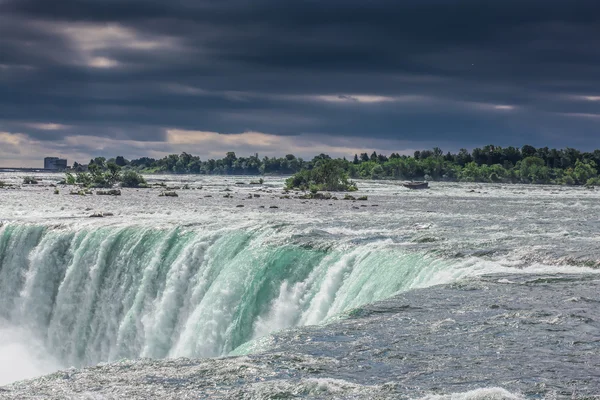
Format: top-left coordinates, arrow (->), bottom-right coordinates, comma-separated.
1,0 -> 600,159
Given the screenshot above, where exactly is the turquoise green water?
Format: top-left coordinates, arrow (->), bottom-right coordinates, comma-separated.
0,222 -> 484,367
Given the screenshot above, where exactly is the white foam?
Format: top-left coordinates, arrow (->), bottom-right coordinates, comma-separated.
417,387 -> 524,400
0,321 -> 62,385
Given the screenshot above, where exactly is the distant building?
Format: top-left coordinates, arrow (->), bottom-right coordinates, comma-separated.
44,157 -> 68,170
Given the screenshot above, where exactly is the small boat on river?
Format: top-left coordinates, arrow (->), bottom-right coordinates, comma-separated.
403,181 -> 429,189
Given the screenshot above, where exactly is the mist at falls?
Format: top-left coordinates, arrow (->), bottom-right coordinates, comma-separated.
0,322 -> 61,385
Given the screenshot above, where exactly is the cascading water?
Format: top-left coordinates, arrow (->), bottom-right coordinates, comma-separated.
0,222 -> 489,370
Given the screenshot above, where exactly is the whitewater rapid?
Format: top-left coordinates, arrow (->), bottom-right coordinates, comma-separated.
1,173 -> 600,396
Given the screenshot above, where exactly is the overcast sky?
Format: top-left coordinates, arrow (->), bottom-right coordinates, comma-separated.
1,0 -> 600,167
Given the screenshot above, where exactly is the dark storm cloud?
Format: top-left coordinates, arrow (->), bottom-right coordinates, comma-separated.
1,0 -> 600,162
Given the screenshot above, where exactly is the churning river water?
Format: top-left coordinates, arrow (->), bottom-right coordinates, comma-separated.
0,173 -> 599,399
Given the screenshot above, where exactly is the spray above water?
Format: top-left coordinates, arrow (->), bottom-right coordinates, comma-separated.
0,322 -> 61,385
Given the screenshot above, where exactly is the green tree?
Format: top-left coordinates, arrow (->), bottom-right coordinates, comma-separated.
460,162 -> 485,182
521,145 -> 536,158
286,159 -> 356,191
573,160 -> 597,184
371,165 -> 384,179
106,162 -> 122,186
93,157 -> 107,168
121,170 -> 146,187
115,156 -> 128,166
456,148 -> 472,166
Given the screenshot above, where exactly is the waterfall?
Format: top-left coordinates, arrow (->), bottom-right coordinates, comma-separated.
0,222 -> 505,367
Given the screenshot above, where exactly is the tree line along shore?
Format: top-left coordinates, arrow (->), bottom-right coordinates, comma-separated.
60,145 -> 600,187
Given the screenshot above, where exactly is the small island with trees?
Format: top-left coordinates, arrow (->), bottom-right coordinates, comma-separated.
62,162 -> 146,189
284,159 -> 357,192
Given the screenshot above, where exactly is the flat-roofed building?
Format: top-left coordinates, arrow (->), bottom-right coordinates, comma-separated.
44,157 -> 68,170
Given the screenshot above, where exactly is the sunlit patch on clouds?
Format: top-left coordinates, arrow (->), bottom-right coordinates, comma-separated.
0,132 -> 81,167
37,22 -> 180,69
88,57 -> 120,69
305,94 -> 431,104
23,123 -> 70,131
467,102 -> 516,111
0,132 -> 27,146
566,95 -> 600,102
59,23 -> 177,52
